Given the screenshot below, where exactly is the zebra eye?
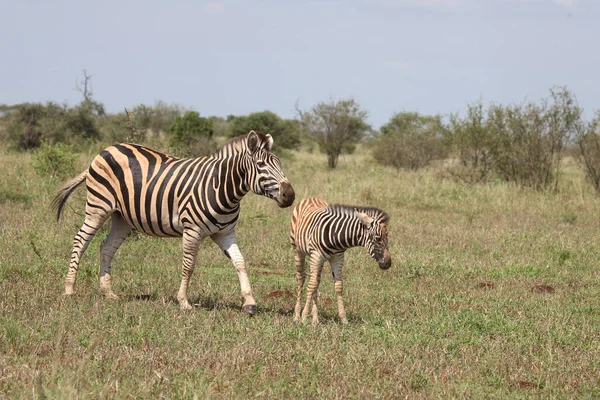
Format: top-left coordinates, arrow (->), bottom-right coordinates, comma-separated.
256,161 -> 266,168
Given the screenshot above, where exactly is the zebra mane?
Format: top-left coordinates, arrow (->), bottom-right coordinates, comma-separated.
327,204 -> 390,224
213,131 -> 272,158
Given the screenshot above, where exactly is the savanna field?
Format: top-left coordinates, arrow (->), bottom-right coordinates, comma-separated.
2,144 -> 600,398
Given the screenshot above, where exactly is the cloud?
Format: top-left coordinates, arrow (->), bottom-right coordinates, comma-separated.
203,1 -> 224,12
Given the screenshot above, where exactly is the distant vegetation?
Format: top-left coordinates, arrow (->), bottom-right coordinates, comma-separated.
1,74 -> 599,193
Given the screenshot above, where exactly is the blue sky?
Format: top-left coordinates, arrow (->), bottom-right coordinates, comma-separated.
1,0 -> 598,128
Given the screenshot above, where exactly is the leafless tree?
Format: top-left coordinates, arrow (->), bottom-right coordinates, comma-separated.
75,69 -> 93,102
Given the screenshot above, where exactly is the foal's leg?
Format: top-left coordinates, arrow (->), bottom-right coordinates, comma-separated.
301,252 -> 324,326
330,253 -> 348,324
293,247 -> 306,322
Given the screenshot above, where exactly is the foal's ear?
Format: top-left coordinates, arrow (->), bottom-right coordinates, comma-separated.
247,130 -> 259,154
354,209 -> 375,227
265,134 -> 274,152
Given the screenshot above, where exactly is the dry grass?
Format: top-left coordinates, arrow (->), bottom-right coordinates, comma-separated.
1,147 -> 600,398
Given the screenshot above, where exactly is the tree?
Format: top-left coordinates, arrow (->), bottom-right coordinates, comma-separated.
373,112 -> 447,170
298,98 -> 370,168
227,111 -> 301,150
74,70 -> 105,117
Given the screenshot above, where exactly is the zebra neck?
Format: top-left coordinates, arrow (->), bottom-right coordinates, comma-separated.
354,225 -> 369,248
208,154 -> 252,208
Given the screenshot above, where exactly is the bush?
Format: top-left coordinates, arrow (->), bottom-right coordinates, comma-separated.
446,101 -> 492,183
446,87 -> 582,191
148,101 -> 185,134
373,112 -> 447,170
170,136 -> 218,158
576,110 -> 600,192
32,142 -> 79,178
6,103 -> 47,150
100,109 -> 148,144
5,101 -> 102,150
169,111 -> 216,158
486,87 -> 581,191
228,111 -> 301,151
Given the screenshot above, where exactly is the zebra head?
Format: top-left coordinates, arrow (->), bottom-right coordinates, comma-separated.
355,209 -> 392,270
246,130 -> 295,208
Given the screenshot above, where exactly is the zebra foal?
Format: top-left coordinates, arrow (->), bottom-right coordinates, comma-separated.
290,198 -> 391,325
53,131 -> 295,314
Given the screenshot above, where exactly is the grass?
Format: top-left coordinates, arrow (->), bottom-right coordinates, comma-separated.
1,147 -> 600,398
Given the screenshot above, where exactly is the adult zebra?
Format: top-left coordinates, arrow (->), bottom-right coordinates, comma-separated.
53,130 -> 295,314
290,198 -> 391,325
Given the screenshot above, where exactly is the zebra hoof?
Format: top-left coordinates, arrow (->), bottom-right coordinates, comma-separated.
242,305 -> 257,316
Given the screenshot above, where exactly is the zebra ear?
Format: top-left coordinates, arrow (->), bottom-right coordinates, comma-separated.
354,209 -> 375,227
247,130 -> 259,154
265,134 -> 274,152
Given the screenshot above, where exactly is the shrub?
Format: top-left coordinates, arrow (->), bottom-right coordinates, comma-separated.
6,103 -> 47,150
373,112 -> 447,170
486,88 -> 581,191
148,101 -> 185,134
5,101 -> 102,150
228,111 -> 301,151
168,111 -> 216,158
576,110 -> 600,192
170,135 -> 218,158
446,101 -> 492,183
32,142 -> 79,178
445,87 -> 582,191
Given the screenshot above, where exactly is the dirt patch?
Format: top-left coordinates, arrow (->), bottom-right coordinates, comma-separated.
532,285 -> 555,293
378,369 -> 392,378
515,380 -> 538,389
264,289 -> 294,300
319,297 -> 333,306
477,282 -> 495,289
129,294 -> 153,301
255,270 -> 286,277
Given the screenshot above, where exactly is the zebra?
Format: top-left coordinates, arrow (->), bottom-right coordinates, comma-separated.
52,130 -> 295,315
290,198 -> 391,325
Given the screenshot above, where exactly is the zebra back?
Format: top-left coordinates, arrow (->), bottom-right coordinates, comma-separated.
53,131 -> 294,237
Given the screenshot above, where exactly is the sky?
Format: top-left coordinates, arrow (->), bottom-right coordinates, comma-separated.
1,0 -> 599,128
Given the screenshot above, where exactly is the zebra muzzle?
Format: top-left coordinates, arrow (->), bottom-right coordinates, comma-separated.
277,181 -> 295,208
379,251 -> 392,270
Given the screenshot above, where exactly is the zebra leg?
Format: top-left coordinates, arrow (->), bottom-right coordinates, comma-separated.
330,253 -> 348,325
211,231 -> 257,315
99,213 -> 131,299
301,253 -> 324,325
177,227 -> 203,310
64,205 -> 110,296
293,248 -> 306,323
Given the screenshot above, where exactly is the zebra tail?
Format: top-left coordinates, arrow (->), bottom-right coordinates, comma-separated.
52,170 -> 88,221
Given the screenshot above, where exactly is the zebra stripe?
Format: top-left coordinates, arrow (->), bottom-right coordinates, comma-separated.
290,197 -> 391,325
53,130 -> 295,313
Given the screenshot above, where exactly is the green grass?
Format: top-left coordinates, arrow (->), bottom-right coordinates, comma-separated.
1,149 -> 600,398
